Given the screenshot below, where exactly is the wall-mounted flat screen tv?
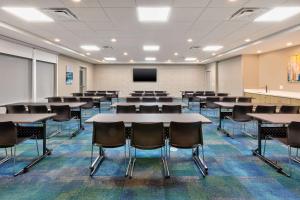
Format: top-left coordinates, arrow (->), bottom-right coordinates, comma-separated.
133,68 -> 157,82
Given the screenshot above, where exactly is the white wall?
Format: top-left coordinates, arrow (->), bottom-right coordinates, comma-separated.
93,64 -> 206,97
205,62 -> 217,91
217,56 -> 243,96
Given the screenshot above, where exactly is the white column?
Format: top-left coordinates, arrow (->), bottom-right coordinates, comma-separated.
32,49 -> 37,102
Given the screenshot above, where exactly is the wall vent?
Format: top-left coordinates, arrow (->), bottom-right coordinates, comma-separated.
42,8 -> 78,21
229,7 -> 265,20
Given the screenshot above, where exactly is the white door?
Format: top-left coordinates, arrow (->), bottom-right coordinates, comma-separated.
79,67 -> 87,93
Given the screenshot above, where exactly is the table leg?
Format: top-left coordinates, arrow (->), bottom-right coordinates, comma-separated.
14,120 -> 52,176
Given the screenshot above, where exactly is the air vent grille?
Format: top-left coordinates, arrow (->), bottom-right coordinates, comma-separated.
43,8 -> 78,21
230,7 -> 265,20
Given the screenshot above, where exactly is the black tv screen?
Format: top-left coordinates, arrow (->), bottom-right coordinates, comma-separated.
133,68 -> 157,82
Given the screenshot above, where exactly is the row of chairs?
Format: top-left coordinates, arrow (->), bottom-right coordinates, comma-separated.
131,93 -> 168,97
127,97 -> 172,102
116,105 -> 181,113
134,91 -> 166,93
90,121 -> 206,177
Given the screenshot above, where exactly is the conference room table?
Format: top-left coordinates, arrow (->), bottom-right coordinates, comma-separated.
125,96 -> 174,100
3,102 -> 87,136
111,102 -> 188,111
247,113 -> 300,176
0,113 -> 55,176
86,113 -> 212,177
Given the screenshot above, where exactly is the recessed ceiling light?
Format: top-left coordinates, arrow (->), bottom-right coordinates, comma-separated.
104,57 -> 116,61
80,45 -> 100,51
86,52 -> 91,56
123,52 -> 128,56
2,7 -> 54,22
129,59 -> 134,63
145,57 -> 156,61
286,42 -> 293,46
228,0 -> 238,2
143,45 -> 160,51
185,57 -> 197,61
111,38 -> 117,42
255,7 -> 300,22
187,38 -> 193,43
72,0 -> 81,2
202,45 -> 223,52
212,53 -> 216,56
137,7 -> 171,22
166,59 -> 172,63
174,52 -> 179,56
257,50 -> 262,54
244,38 -> 251,42
54,38 -> 60,42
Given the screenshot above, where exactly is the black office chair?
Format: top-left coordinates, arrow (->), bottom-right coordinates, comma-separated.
145,91 -> 154,94
80,98 -> 95,117
155,93 -> 168,97
134,91 -> 144,93
237,97 -> 252,103
116,105 -> 136,113
0,121 -> 39,175
279,106 -> 299,114
155,91 -> 164,93
169,122 -> 207,176
128,122 -> 168,178
73,93 -> 83,97
5,105 -> 27,114
132,93 -> 142,97
194,91 -> 204,96
142,97 -> 156,102
144,93 -> 155,97
202,97 -> 220,117
222,97 -> 237,102
204,91 -> 215,96
139,105 -> 159,113
263,121 -> 300,176
96,92 -> 106,96
126,97 -> 140,103
226,105 -> 253,138
50,105 -> 76,138
84,92 -> 96,96
90,121 -> 127,176
28,105 -> 48,113
217,93 -> 228,97
158,97 -> 173,102
255,105 -> 276,113
161,105 -> 181,113
48,97 -> 62,103
64,97 -> 78,102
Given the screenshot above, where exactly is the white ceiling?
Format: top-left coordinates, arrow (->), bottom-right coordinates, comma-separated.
0,0 -> 300,64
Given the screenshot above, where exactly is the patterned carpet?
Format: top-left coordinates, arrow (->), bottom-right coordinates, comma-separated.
0,100 -> 300,200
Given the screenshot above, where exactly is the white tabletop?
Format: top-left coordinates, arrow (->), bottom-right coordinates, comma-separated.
111,102 -> 187,108
247,113 -> 300,124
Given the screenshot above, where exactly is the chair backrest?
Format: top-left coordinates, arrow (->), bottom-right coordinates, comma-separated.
145,91 -> 154,93
73,93 -> 83,97
28,105 -> 48,113
155,91 -> 164,93
279,105 -> 299,114
84,92 -> 96,96
134,91 -> 144,93
287,121 -> 300,148
0,121 -> 17,148
255,105 -> 276,113
158,97 -> 173,102
126,97 -> 140,102
142,97 -> 156,102
50,105 -> 71,121
222,97 -> 237,102
96,92 -> 106,96
132,93 -> 142,97
131,122 -> 164,149
169,122 -> 203,148
161,105 -> 182,113
93,122 -> 126,148
193,91 -> 204,96
80,98 -> 94,109
139,105 -> 159,113
143,93 -> 154,96
5,105 -> 27,114
63,97 -> 78,102
237,97 -> 252,103
116,105 -> 136,113
155,93 -> 167,97
48,97 -> 62,103
204,91 -> 215,96
232,105 -> 253,122
206,97 -> 220,108
217,93 -> 228,97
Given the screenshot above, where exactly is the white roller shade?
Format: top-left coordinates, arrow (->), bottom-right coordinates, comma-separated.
36,61 -> 55,101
